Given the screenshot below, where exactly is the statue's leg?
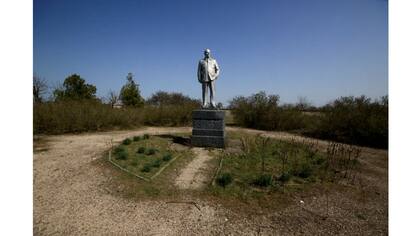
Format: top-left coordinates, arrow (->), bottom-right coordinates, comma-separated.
202,82 -> 208,107
209,80 -> 216,107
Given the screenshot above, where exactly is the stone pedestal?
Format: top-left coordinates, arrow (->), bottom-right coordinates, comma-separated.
191,109 -> 226,148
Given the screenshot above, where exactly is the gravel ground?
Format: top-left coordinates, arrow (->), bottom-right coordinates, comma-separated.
34,127 -> 388,235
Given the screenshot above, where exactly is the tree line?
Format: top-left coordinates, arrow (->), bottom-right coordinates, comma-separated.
33,74 -> 388,149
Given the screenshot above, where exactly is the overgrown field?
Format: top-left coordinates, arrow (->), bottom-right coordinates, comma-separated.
210,132 -> 362,201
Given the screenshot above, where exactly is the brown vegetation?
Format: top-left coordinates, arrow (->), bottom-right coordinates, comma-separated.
229,92 -> 388,149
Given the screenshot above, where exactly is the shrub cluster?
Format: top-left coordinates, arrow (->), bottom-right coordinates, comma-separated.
122,138 -> 132,145
34,100 -> 144,134
253,174 -> 273,187
145,148 -> 158,155
152,159 -> 162,168
162,153 -> 172,161
216,173 -> 233,188
229,92 -> 388,148
229,91 -> 308,131
305,96 -> 388,148
114,146 -> 128,160
141,164 -> 151,172
34,97 -> 199,134
143,104 -> 199,126
137,147 -> 146,154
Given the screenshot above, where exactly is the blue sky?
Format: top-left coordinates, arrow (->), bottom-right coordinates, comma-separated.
34,0 -> 388,106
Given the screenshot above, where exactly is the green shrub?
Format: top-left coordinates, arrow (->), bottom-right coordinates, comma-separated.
115,149 -> 128,160
122,138 -> 132,145
133,136 -> 141,141
33,92 -> 199,135
253,174 -> 272,187
314,155 -> 325,165
306,95 -> 388,148
33,100 -> 145,134
151,159 -> 162,168
113,145 -> 126,154
143,134 -> 150,139
278,172 -> 291,182
143,92 -> 200,126
137,147 -> 146,154
292,162 -> 312,178
216,173 -> 233,188
229,92 -> 388,149
229,91 -> 308,131
141,164 -> 151,172
162,153 -> 172,162
145,148 -> 157,155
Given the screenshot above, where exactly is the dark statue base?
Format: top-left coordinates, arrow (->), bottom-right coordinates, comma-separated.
191,109 -> 226,148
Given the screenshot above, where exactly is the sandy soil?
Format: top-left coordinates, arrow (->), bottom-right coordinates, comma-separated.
34,126 -> 388,235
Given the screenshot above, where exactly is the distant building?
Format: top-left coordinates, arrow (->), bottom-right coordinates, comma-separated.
112,100 -> 123,109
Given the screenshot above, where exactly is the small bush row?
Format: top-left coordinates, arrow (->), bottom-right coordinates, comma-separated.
229,92 -> 388,148
34,99 -> 199,134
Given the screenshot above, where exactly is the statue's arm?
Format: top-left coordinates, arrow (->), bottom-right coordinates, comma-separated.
197,61 -> 202,83
214,60 -> 220,77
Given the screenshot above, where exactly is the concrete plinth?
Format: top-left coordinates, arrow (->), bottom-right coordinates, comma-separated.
191,109 -> 226,148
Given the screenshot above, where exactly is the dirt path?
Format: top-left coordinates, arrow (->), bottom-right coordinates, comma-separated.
34,126 -> 388,235
175,148 -> 214,189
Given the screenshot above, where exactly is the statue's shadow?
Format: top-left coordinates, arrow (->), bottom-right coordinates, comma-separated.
155,134 -> 191,147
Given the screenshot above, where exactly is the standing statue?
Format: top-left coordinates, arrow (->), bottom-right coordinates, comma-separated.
197,48 -> 220,109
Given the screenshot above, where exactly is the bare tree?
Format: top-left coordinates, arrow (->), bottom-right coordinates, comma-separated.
33,76 -> 48,103
297,96 -> 312,111
107,90 -> 119,107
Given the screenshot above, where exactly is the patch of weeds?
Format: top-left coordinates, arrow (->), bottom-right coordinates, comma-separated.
143,134 -> 150,139
307,175 -> 317,183
253,174 -> 272,187
152,159 -> 162,168
162,153 -> 172,162
141,164 -> 152,172
130,159 -> 139,166
145,148 -> 158,155
122,138 -> 132,145
216,173 -> 233,188
133,136 -> 141,141
137,147 -> 146,154
314,155 -> 325,165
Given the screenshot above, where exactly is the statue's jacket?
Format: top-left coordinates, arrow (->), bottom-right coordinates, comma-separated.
197,58 -> 220,83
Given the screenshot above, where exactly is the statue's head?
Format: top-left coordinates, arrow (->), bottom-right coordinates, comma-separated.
204,48 -> 211,58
